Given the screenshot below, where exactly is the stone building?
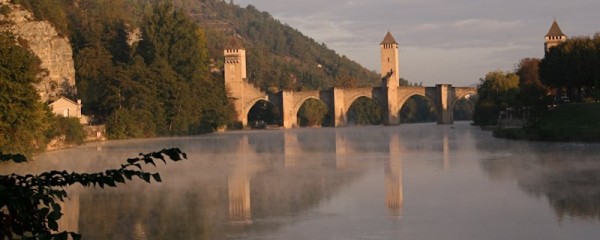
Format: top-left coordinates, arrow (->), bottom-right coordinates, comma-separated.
48,97 -> 88,124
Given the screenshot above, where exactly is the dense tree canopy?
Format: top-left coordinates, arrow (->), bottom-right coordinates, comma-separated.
179,0 -> 380,92
473,71 -> 520,126
540,34 -> 600,101
15,1 -> 235,138
347,97 -> 382,125
0,32 -> 51,154
297,99 -> 329,127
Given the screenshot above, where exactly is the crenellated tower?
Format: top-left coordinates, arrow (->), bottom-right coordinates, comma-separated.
224,37 -> 247,124
544,19 -> 567,53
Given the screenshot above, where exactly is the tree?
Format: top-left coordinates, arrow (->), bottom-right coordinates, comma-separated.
473,71 -> 520,126
453,96 -> 476,121
347,97 -> 382,125
0,32 -> 52,155
540,35 -> 600,101
297,99 -> 328,127
516,58 -> 551,121
0,148 -> 186,240
400,96 -> 437,123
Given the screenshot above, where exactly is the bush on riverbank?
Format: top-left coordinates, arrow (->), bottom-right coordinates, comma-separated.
493,103 -> 600,142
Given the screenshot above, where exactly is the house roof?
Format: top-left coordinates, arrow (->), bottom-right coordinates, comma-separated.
380,31 -> 398,45
545,20 -> 566,37
49,96 -> 80,106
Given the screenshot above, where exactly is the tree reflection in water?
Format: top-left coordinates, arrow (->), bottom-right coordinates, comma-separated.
477,140 -> 600,222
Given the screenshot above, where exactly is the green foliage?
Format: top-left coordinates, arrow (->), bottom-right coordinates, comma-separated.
0,148 -> 186,239
0,32 -> 52,155
516,58 -> 552,123
494,103 -> 600,142
453,96 -> 476,121
400,96 -> 437,123
106,108 -> 158,139
297,99 -> 329,127
0,5 -> 10,16
347,97 -> 382,125
65,1 -> 234,137
12,0 -> 71,36
540,34 -> 600,101
48,116 -> 86,144
473,71 -> 520,126
247,100 -> 281,127
186,0 -> 379,92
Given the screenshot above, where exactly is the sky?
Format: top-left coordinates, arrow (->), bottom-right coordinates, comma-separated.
233,0 -> 600,86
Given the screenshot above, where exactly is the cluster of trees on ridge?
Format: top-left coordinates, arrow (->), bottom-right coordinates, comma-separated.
10,0 -> 236,142
473,33 -> 600,127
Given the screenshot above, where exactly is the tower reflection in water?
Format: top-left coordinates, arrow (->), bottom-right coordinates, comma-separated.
228,135 -> 254,224
386,134 -> 403,217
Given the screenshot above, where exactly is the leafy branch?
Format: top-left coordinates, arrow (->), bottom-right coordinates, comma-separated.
0,148 -> 186,240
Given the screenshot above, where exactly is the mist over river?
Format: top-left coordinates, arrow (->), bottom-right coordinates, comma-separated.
3,122 -> 600,239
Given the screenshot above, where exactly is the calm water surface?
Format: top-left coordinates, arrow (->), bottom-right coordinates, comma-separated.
3,122 -> 600,239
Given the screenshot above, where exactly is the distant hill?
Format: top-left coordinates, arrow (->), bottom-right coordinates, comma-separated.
174,0 -> 380,93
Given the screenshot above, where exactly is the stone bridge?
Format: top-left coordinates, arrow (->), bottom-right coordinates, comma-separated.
224,32 -> 476,129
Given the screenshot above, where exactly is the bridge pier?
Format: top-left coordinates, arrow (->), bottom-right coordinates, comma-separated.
332,88 -> 346,127
435,84 -> 454,124
281,91 -> 296,129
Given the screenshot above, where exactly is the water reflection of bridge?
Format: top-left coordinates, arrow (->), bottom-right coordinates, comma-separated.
223,129 -> 456,222
60,127 -> 455,238
225,32 -> 476,128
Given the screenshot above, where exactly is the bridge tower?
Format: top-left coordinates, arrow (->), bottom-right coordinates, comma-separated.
544,19 -> 567,53
224,37 -> 247,125
380,31 -> 400,125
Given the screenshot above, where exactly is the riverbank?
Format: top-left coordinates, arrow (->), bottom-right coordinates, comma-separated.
493,103 -> 600,142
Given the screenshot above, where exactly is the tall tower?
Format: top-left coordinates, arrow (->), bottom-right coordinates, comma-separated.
224,37 -> 247,124
380,31 -> 400,87
544,20 -> 567,52
380,31 -> 400,125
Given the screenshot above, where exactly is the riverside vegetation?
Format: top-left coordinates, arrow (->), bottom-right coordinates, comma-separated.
473,33 -> 600,142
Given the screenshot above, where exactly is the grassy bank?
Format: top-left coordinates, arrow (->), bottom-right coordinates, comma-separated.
494,103 -> 600,142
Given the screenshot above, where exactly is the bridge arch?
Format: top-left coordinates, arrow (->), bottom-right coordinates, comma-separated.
398,93 -> 439,123
243,96 -> 272,127
292,96 -> 325,115
397,91 -> 434,113
450,89 -> 477,111
343,94 -> 374,117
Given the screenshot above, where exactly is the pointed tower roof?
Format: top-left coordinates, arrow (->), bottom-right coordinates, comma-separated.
545,20 -> 566,37
380,31 -> 398,45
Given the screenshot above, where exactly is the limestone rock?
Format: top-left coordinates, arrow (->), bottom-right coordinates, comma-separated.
0,1 -> 76,102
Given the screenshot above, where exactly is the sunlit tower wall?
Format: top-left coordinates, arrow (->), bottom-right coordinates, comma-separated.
224,39 -> 247,125
380,31 -> 400,125
380,31 -> 400,88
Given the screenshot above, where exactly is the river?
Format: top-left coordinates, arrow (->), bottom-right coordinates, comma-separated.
2,122 -> 600,239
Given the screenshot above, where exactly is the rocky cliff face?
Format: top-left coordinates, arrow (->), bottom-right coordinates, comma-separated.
0,0 -> 76,102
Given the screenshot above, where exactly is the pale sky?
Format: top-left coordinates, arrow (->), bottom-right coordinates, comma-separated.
233,0 -> 600,86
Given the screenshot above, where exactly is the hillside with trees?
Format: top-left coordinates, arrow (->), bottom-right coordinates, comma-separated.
173,0 -> 380,92
8,0 -> 381,138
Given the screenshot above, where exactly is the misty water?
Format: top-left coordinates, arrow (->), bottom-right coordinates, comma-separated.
3,122 -> 600,239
